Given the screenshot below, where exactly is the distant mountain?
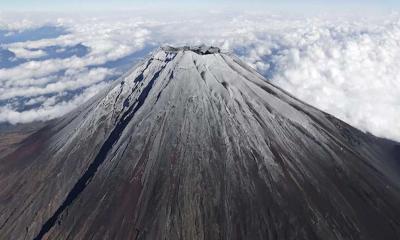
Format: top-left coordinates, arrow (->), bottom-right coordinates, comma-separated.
1,46 -> 400,240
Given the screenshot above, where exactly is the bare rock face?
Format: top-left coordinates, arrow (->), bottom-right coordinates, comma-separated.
1,46 -> 400,240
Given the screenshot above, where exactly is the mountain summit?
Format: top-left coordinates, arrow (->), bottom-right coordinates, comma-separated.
1,46 -> 400,240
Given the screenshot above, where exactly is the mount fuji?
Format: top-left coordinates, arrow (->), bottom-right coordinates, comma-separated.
1,46 -> 400,240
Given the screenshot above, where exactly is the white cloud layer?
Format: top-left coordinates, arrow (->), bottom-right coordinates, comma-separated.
0,11 -> 399,141
8,47 -> 46,59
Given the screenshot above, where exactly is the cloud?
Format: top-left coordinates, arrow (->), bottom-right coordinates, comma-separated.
8,46 -> 46,59
0,13 -> 152,127
0,82 -> 108,124
0,10 -> 399,142
247,18 -> 400,141
0,67 -> 112,99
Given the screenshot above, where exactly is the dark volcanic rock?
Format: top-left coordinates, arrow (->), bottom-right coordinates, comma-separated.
1,46 -> 400,240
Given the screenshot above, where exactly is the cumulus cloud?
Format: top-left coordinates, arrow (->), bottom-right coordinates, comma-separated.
0,10 -> 399,142
8,47 -> 46,59
0,82 -> 108,124
0,67 -> 111,99
0,13 -> 152,127
243,17 -> 400,141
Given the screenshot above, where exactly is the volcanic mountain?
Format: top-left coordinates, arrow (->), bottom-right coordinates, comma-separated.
1,46 -> 400,240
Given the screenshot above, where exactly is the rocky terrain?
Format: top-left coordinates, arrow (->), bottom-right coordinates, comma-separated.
1,46 -> 400,240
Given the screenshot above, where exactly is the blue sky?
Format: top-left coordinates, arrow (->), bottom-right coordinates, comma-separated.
1,0 -> 399,11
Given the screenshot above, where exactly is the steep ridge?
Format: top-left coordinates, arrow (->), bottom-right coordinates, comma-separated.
0,46 -> 400,240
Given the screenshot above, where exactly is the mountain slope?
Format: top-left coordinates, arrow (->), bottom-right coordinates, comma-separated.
1,46 -> 400,240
